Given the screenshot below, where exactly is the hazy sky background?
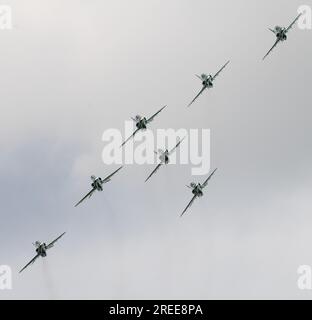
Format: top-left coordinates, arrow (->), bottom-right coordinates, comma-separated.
1,0 -> 312,299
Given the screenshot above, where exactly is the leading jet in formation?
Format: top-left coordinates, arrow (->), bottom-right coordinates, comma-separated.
19,232 -> 66,273
187,61 -> 230,107
181,168 -> 217,217
145,137 -> 185,182
121,106 -> 167,147
75,166 -> 123,207
262,13 -> 302,60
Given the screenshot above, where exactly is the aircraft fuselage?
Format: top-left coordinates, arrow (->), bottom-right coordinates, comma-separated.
136,118 -> 148,130
159,150 -> 170,164
91,178 -> 103,191
35,243 -> 47,257
276,28 -> 287,41
192,183 -> 203,197
202,77 -> 213,88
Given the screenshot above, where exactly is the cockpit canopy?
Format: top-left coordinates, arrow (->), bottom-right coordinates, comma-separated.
34,241 -> 41,247
134,115 -> 142,122
274,26 -> 283,32
190,182 -> 197,188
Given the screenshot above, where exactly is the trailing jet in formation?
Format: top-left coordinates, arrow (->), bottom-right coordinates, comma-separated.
262,13 -> 302,60
121,106 -> 167,147
181,168 -> 217,217
145,137 -> 185,182
187,61 -> 230,107
75,166 -> 123,207
19,232 -> 66,273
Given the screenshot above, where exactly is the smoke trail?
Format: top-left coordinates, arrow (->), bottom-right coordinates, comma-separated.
41,258 -> 59,299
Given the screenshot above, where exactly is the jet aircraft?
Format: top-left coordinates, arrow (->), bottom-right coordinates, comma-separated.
121,106 -> 167,147
75,166 -> 123,207
145,137 -> 185,182
181,168 -> 217,217
263,13 -> 302,60
19,232 -> 66,273
187,61 -> 230,107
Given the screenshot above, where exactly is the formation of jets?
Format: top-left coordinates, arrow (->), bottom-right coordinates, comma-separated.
19,11 -> 303,273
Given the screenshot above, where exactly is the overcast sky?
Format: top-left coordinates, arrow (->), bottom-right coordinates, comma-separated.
1,0 -> 312,299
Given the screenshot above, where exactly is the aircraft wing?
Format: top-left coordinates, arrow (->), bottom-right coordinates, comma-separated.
212,60 -> 230,81
262,38 -> 280,60
169,137 -> 185,155
202,168 -> 218,189
46,232 -> 66,250
145,163 -> 162,182
187,86 -> 206,107
102,166 -> 123,183
74,188 -> 96,207
19,254 -> 40,273
286,13 -> 302,33
146,105 -> 166,123
181,194 -> 198,217
120,128 -> 140,147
